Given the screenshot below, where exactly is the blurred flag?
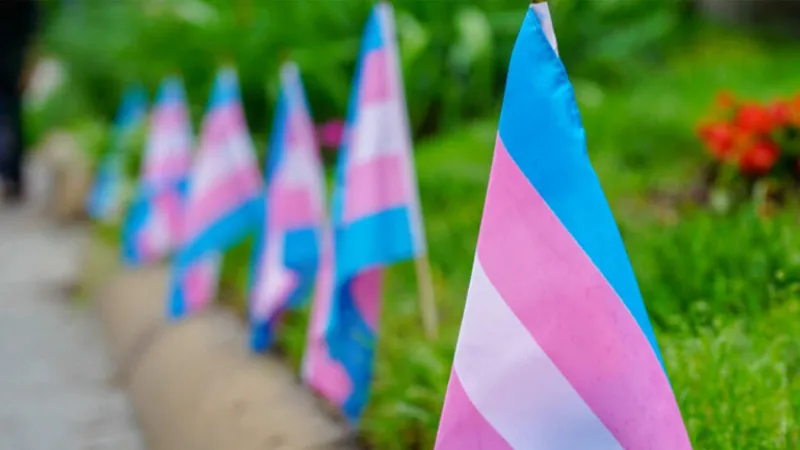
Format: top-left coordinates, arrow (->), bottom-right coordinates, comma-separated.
308,2 -> 427,423
300,225 -> 353,405
249,62 -> 327,352
434,4 -> 691,449
86,85 -> 147,222
121,76 -> 193,266
167,67 -> 263,320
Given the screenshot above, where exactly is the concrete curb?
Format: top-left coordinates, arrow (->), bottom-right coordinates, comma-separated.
83,242 -> 357,450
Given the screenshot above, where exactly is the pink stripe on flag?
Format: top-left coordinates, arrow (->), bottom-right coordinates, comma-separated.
183,164 -> 261,243
250,228 -> 299,320
284,110 -> 316,149
183,258 -> 219,313
444,258 -> 621,448
305,340 -> 353,406
342,153 -> 410,223
475,137 -> 690,448
271,187 -> 316,230
349,268 -> 383,332
134,188 -> 182,264
155,189 -> 184,246
204,104 -> 248,149
359,50 -> 391,105
252,268 -> 298,320
135,233 -> 156,264
154,104 -> 189,128
435,371 -> 513,450
139,221 -> 165,263
146,156 -> 191,181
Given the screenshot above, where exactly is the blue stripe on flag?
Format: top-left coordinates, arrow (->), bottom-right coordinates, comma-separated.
362,9 -> 385,53
207,69 -> 241,111
335,207 -> 416,281
174,197 -> 263,267
498,7 -> 663,366
284,227 -> 319,272
326,278 -> 376,424
158,76 -> 186,105
120,192 -> 151,265
265,91 -> 289,180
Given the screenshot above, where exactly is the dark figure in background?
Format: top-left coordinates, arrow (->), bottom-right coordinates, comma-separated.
0,0 -> 40,203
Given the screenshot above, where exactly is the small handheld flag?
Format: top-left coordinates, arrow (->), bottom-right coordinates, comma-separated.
249,62 -> 327,352
167,68 -> 263,320
307,2 -> 429,424
122,76 -> 193,265
434,4 -> 691,449
86,85 -> 148,222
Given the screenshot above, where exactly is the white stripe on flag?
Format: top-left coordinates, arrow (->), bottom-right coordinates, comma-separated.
147,210 -> 171,255
282,144 -> 321,188
453,259 -> 622,450
531,2 -> 559,55
350,99 -> 407,164
189,151 -> 226,200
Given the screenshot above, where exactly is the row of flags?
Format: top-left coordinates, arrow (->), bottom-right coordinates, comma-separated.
87,2 -> 692,446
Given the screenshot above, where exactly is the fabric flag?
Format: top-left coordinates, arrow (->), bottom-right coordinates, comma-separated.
249,62 -> 326,352
121,76 -> 193,265
86,85 -> 148,222
167,67 -> 263,320
309,2 -> 427,424
301,225 -> 353,405
434,4 -> 691,449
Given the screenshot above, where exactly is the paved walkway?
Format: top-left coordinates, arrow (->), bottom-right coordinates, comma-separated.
0,199 -> 145,449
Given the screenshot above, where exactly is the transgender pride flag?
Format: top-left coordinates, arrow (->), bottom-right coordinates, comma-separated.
301,225 -> 353,406
122,76 -> 193,265
249,62 -> 326,352
309,2 -> 427,423
87,85 -> 148,222
167,68 -> 263,320
434,4 -> 691,449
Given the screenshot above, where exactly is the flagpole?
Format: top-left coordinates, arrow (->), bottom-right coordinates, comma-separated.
415,253 -> 439,340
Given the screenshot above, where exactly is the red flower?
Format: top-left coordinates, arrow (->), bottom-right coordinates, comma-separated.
715,91 -> 736,110
767,100 -> 792,127
735,102 -> 774,134
738,140 -> 780,174
699,122 -> 736,160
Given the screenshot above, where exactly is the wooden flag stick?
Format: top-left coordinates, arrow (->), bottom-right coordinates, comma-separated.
415,253 -> 439,340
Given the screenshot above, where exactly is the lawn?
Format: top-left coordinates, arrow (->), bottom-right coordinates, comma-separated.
246,25 -> 800,449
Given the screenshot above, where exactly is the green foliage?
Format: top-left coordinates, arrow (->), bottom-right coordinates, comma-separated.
629,208 -> 800,331
120,122 -> 148,179
663,302 -> 800,449
41,0 -> 691,138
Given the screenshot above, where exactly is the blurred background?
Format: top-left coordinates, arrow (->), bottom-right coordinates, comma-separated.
24,0 -> 800,448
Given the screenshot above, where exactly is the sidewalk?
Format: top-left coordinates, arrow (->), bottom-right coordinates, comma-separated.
0,202 -> 145,450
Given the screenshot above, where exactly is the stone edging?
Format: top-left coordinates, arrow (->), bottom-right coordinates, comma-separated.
82,242 -> 358,450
